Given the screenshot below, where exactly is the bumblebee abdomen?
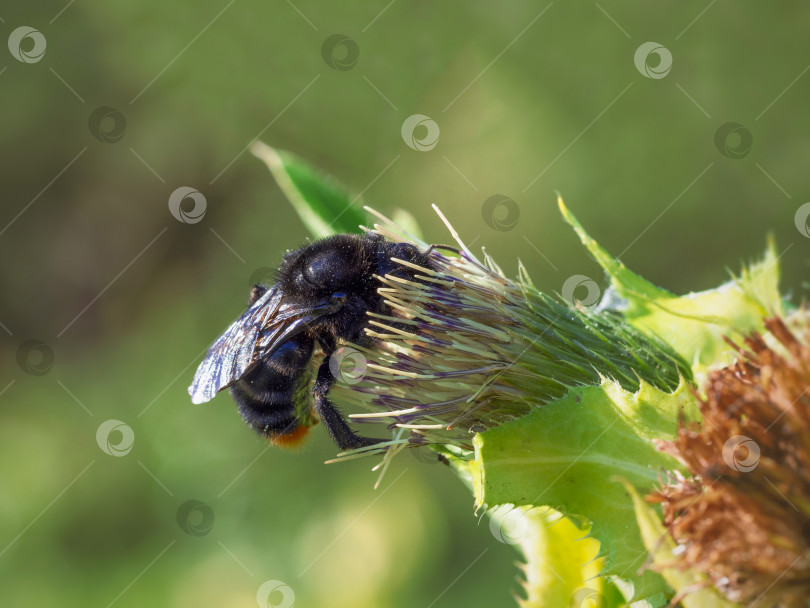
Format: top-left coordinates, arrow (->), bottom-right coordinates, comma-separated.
229,337 -> 315,442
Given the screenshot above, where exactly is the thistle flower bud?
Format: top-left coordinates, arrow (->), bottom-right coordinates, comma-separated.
650,314 -> 810,606
332,207 -> 691,461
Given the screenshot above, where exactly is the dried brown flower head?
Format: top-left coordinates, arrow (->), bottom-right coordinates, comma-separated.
650,315 -> 810,607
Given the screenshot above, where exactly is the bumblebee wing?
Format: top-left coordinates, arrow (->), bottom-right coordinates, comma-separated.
188,285 -> 280,404
188,285 -> 328,404
253,301 -> 312,354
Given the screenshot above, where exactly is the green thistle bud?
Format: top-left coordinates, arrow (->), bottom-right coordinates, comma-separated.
332,207 -> 692,459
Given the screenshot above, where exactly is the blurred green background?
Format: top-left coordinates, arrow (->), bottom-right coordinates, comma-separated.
1,2 -> 808,606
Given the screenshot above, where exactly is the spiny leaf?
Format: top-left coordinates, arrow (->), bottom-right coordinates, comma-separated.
559,198 -> 782,376
471,378 -> 700,603
486,505 -> 611,608
251,141 -> 366,237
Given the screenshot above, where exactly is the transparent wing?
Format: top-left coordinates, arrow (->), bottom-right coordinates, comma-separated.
188,285 -> 318,404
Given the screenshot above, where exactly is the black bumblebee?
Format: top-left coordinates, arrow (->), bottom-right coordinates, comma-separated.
188,233 -> 433,451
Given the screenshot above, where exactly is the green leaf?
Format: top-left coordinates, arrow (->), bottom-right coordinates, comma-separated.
470,378 -> 700,603
622,481 -> 741,608
486,506 -> 612,608
559,198 -> 782,376
251,141 -> 366,237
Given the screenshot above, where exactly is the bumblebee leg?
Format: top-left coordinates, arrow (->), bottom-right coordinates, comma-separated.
313,356 -> 380,451
425,243 -> 461,256
247,284 -> 268,306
